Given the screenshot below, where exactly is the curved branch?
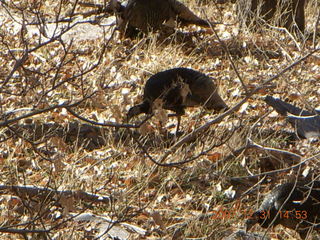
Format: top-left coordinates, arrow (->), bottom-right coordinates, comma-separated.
0,93 -> 94,127
157,48 -> 319,163
66,107 -> 153,128
231,152 -> 320,181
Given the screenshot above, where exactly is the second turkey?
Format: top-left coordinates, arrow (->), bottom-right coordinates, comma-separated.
127,68 -> 228,133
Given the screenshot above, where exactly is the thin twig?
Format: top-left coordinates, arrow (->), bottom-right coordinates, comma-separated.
66,107 -> 153,128
157,48 -> 319,164
0,93 -> 94,127
231,152 -> 320,180
0,228 -> 49,234
204,14 -> 249,95
0,185 -> 113,204
313,8 -> 320,49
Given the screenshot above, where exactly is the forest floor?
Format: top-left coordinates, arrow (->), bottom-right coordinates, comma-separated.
0,0 -> 319,239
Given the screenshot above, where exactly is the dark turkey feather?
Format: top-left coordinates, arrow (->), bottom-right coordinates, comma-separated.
265,96 -> 320,139
109,0 -> 210,37
246,181 -> 320,239
127,68 -> 228,123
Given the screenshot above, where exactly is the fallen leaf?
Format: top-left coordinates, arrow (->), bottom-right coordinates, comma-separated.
207,152 -> 222,162
151,211 -> 166,230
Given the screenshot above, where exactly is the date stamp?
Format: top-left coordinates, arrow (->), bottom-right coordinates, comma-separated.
258,210 -> 308,220
211,208 -> 255,220
210,201 -> 308,220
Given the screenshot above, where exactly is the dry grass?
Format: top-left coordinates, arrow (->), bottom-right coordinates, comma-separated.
0,0 -> 319,239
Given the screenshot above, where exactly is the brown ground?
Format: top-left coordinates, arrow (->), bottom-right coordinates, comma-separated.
0,0 -> 319,239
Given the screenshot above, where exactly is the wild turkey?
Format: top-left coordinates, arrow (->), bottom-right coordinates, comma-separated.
108,0 -> 211,38
237,0 -> 305,34
127,68 -> 228,132
246,180 -> 320,239
265,96 -> 320,139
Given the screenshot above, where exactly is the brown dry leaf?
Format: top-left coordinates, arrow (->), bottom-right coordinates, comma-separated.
171,194 -> 183,205
170,187 -> 183,196
187,119 -> 196,129
125,156 -> 140,169
172,228 -> 184,240
288,93 -> 300,101
155,108 -> 168,124
17,159 -> 31,169
306,55 -> 320,65
139,122 -> 153,136
83,157 -> 97,165
53,157 -> 66,173
111,105 -> 122,122
1,1 -> 320,238
153,98 -> 163,110
24,118 -> 33,124
247,84 -> 267,94
257,87 -> 268,95
2,195 -> 22,209
148,172 -> 161,183
9,197 -> 22,209
92,91 -> 107,108
153,99 -> 168,124
59,195 -> 76,215
52,111 -> 66,123
204,28 -> 213,34
207,152 -> 222,162
136,212 -> 149,221
30,172 -> 48,183
180,81 -> 191,102
51,136 -> 68,152
90,111 -> 99,122
124,176 -> 134,187
0,216 -> 5,223
151,211 -> 166,230
277,171 -> 289,178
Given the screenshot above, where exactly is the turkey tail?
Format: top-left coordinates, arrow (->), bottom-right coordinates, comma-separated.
265,95 -> 320,139
169,0 -> 210,27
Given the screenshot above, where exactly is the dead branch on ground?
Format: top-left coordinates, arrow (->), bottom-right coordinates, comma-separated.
157,48 -> 319,164
0,184 -> 113,204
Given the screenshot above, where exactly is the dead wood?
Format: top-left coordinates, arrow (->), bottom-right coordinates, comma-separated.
0,185 -> 113,204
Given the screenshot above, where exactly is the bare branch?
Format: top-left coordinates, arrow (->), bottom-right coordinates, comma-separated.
66,107 -> 152,128
0,227 -> 49,234
131,120 -> 240,167
0,185 -> 113,204
0,93 -> 94,127
231,152 -> 320,181
156,48 -> 319,164
207,20 -> 249,95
